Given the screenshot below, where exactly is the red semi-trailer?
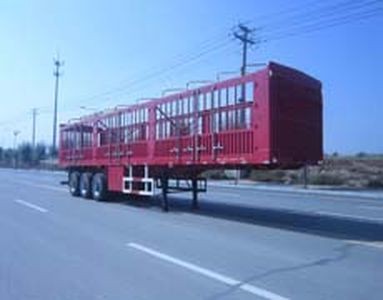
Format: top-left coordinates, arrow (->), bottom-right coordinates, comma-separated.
59,62 -> 323,210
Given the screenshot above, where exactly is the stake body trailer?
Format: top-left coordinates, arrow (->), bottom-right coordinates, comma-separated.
59,62 -> 323,210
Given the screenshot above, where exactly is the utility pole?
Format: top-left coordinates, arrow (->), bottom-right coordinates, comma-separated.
234,24 -> 255,76
233,24 -> 254,185
52,56 -> 64,155
13,130 -> 20,149
32,108 -> 38,148
13,130 -> 20,169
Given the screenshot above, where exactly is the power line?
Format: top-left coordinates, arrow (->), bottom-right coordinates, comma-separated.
82,0 -> 381,108
257,0 -> 380,31
58,0 -> 381,111
253,0 -> 382,41
260,7 -> 383,42
63,32 -> 232,109
60,39 -> 235,112
243,0 -> 334,25
3,0 -> 382,136
0,110 -> 32,128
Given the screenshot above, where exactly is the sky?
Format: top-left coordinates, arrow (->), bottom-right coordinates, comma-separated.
0,0 -> 382,154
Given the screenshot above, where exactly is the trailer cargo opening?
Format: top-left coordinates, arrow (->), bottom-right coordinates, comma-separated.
59,62 -> 323,211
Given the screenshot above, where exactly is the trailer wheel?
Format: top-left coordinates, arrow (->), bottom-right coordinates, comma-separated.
69,171 -> 81,197
80,172 -> 93,199
92,173 -> 108,201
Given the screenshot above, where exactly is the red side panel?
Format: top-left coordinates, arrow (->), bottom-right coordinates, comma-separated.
269,62 -> 323,165
108,166 -> 124,192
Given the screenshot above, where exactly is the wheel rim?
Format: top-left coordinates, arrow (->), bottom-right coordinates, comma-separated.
70,175 -> 78,194
93,179 -> 101,198
81,179 -> 88,196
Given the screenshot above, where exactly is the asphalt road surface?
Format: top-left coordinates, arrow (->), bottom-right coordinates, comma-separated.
0,168 -> 382,300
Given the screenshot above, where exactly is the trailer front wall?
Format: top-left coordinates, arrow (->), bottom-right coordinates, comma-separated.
269,63 -> 323,165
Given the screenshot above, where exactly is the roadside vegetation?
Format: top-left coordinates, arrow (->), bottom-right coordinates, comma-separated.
0,142 -> 55,169
204,153 -> 383,189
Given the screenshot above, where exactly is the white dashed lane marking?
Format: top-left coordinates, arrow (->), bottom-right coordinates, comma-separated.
128,242 -> 289,300
14,199 -> 48,213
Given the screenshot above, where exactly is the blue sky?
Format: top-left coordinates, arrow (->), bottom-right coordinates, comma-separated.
0,0 -> 382,154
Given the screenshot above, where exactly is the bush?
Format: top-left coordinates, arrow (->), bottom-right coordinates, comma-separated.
309,173 -> 346,186
286,172 -> 300,184
250,170 -> 286,183
367,176 -> 383,188
203,170 -> 229,180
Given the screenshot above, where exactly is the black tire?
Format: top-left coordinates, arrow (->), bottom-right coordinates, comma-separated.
69,171 -> 81,197
92,173 -> 108,201
80,172 -> 93,199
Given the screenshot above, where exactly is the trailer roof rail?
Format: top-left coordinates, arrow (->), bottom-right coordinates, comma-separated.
136,97 -> 159,104
161,88 -> 186,97
68,118 -> 81,124
216,71 -> 239,82
186,80 -> 215,90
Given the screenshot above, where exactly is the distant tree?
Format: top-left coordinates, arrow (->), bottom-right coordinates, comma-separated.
18,143 -> 33,165
33,143 -> 47,163
356,152 -> 367,158
332,152 -> 339,158
0,143 -> 48,167
48,145 -> 58,158
3,149 -> 14,165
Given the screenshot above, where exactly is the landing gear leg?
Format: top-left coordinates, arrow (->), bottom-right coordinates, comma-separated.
192,177 -> 199,210
161,176 -> 169,212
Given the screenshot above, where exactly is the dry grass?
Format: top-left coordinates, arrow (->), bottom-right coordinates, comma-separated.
305,158 -> 383,188
204,156 -> 383,189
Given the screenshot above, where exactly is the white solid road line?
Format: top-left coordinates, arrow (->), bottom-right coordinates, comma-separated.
14,199 -> 48,213
359,205 -> 383,211
210,182 -> 383,200
127,242 -> 289,300
317,211 -> 383,222
345,240 -> 383,250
